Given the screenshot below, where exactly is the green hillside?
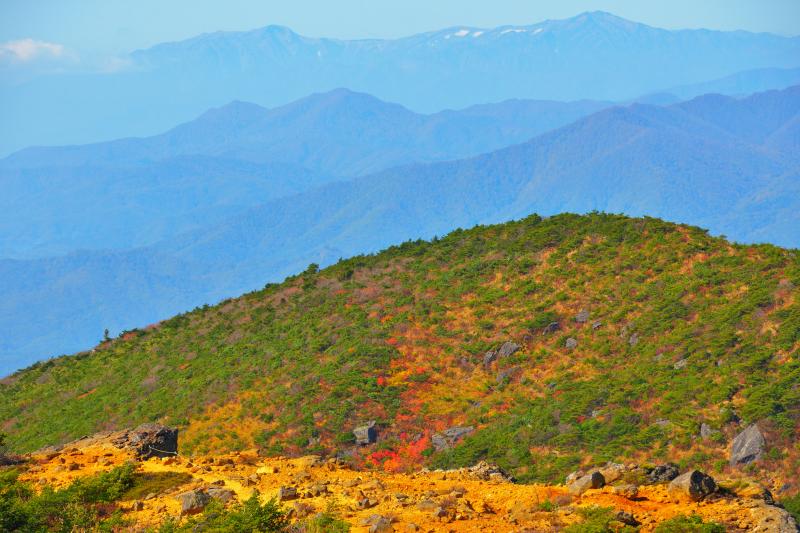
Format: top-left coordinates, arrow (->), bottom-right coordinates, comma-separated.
1,213 -> 798,485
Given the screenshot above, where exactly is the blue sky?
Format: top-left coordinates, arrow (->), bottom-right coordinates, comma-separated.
2,0 -> 799,57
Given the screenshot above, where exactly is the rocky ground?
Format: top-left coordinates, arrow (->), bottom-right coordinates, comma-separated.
11,425 -> 797,532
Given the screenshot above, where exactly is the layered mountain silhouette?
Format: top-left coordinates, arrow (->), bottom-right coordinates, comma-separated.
1,85 -> 798,375
0,90 -> 609,258
2,11 -> 799,154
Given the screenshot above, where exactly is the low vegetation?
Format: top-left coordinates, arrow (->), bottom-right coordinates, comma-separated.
1,213 -> 798,487
0,464 -> 135,531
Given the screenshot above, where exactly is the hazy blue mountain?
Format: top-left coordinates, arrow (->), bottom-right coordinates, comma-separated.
2,11 -> 799,155
1,86 -> 798,376
668,66 -> 800,100
0,90 -> 609,258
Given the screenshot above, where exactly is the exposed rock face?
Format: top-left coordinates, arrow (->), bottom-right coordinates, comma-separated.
568,471 -> 605,495
668,470 -> 717,501
647,463 -> 680,483
112,423 -> 178,459
177,489 -> 211,515
483,350 -> 497,367
354,421 -> 377,445
431,426 -> 474,451
730,424 -> 766,466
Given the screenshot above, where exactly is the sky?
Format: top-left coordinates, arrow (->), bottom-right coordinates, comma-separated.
2,0 -> 799,57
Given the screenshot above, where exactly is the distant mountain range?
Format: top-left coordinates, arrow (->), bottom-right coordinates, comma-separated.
0,90 -> 609,258
2,11 -> 799,154
1,85 -> 798,376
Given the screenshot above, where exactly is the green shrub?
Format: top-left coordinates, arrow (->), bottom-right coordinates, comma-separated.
653,514 -> 726,532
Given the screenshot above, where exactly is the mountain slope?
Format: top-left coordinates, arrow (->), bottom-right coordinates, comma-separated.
0,90 -> 609,259
1,86 -> 798,375
2,213 -> 798,491
2,11 -> 799,154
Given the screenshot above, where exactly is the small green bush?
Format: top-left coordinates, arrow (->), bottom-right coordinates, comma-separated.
653,514 -> 726,532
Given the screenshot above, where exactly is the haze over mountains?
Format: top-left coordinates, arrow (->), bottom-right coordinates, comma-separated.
2,11 -> 800,154
0,90 -> 609,259
1,84 -> 799,376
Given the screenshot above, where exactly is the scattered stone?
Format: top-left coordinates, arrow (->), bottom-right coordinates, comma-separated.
613,484 -> 639,499
257,465 -> 278,475
616,511 -> 639,526
465,461 -> 514,482
363,478 -> 386,491
496,367 -> 518,384
131,500 -> 145,511
599,462 -> 626,483
568,472 -> 605,495
565,470 -> 584,484
112,423 -> 179,459
575,309 -> 590,323
177,489 -> 211,515
628,333 -> 639,346
673,358 -> 688,370
647,463 -> 680,483
278,486 -> 298,502
482,350 -> 497,367
699,423 -> 716,439
543,321 -> 560,334
144,492 -> 156,501
431,426 -> 475,451
356,498 -> 378,510
308,483 -> 329,496
207,487 -> 236,503
354,421 -> 378,445
565,337 -> 578,350
365,515 -> 394,533
668,470 -> 717,501
591,320 -> 602,330
292,502 -> 315,519
497,341 -> 520,358
731,423 -> 766,466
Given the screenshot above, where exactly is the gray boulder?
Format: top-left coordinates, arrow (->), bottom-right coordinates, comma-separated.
568,471 -> 605,495
668,470 -> 717,501
112,423 -> 178,459
482,350 -> 497,367
565,337 -> 578,350
543,321 -> 560,334
177,489 -> 211,515
647,463 -> 679,483
575,309 -> 590,323
497,341 -> 520,358
731,424 -> 766,466
207,487 -> 236,503
354,421 -> 377,445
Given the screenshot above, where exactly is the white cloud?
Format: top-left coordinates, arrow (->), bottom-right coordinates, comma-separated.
0,38 -> 67,63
